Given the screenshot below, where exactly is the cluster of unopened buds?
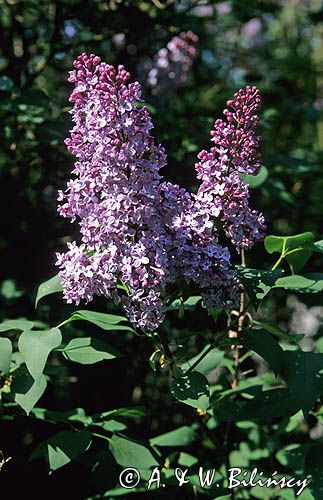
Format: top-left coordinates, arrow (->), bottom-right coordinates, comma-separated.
56,51 -> 265,333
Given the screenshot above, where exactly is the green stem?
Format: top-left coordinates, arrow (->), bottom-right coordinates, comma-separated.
55,318 -> 72,329
239,350 -> 252,364
91,432 -> 110,443
271,254 -> 284,270
231,248 -> 246,389
271,239 -> 287,270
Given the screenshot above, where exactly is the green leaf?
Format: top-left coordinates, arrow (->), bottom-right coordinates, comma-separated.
97,420 -> 127,432
13,373 -> 47,415
212,388 -> 301,422
18,328 -> 62,381
264,232 -> 315,273
236,266 -> 284,308
1,279 -> 23,299
276,443 -> 312,475
168,296 -> 201,311
240,388 -> 302,420
178,452 -> 198,467
35,275 -> 62,308
280,351 -> 323,414
67,310 -> 134,332
30,430 -> 92,472
240,166 -> 268,188
171,371 -> 210,411
31,407 -> 92,426
93,406 -> 146,421
0,338 -> 13,373
0,319 -> 34,332
150,426 -> 197,447
252,320 -> 304,343
180,345 -> 224,374
265,233 -> 314,254
274,273 -> 323,294
149,349 -> 161,371
240,329 -> 284,375
61,337 -> 122,364
109,434 -> 160,469
313,240 -> 323,253
0,75 -> 14,91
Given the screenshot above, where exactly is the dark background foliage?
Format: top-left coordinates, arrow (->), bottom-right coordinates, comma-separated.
0,1 -> 322,499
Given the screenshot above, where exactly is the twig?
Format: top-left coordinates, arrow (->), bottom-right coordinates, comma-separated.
230,248 -> 246,389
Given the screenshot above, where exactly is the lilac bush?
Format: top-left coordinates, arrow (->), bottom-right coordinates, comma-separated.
56,54 -> 265,332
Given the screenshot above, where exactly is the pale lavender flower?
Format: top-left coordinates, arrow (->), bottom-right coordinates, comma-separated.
216,2 -> 232,15
146,31 -> 199,95
241,18 -> 264,48
192,4 -> 214,17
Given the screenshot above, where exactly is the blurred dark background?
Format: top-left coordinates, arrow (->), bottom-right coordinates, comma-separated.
0,0 -> 322,498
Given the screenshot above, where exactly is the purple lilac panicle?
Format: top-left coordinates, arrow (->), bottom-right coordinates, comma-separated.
57,53 -> 169,332
195,86 -> 266,249
57,53 -> 238,332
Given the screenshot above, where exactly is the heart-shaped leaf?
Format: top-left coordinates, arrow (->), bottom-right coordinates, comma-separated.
30,430 -> 92,473
265,232 -> 315,273
13,372 -> 47,415
18,328 -> 62,381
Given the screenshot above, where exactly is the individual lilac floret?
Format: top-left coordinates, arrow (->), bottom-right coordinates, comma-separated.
146,31 -> 198,95
57,53 -> 238,331
195,86 -> 266,249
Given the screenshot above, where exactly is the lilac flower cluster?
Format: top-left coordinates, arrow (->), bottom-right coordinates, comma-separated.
160,181 -> 238,310
57,54 -> 264,332
57,53 -> 170,331
195,86 -> 266,249
146,31 -> 198,95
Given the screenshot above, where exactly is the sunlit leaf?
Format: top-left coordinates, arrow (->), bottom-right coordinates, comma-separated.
109,434 -> 160,469
18,328 -> 62,381
35,275 -> 62,308
171,371 -> 210,411
0,338 -> 12,373
30,430 -> 92,472
61,337 -> 122,364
